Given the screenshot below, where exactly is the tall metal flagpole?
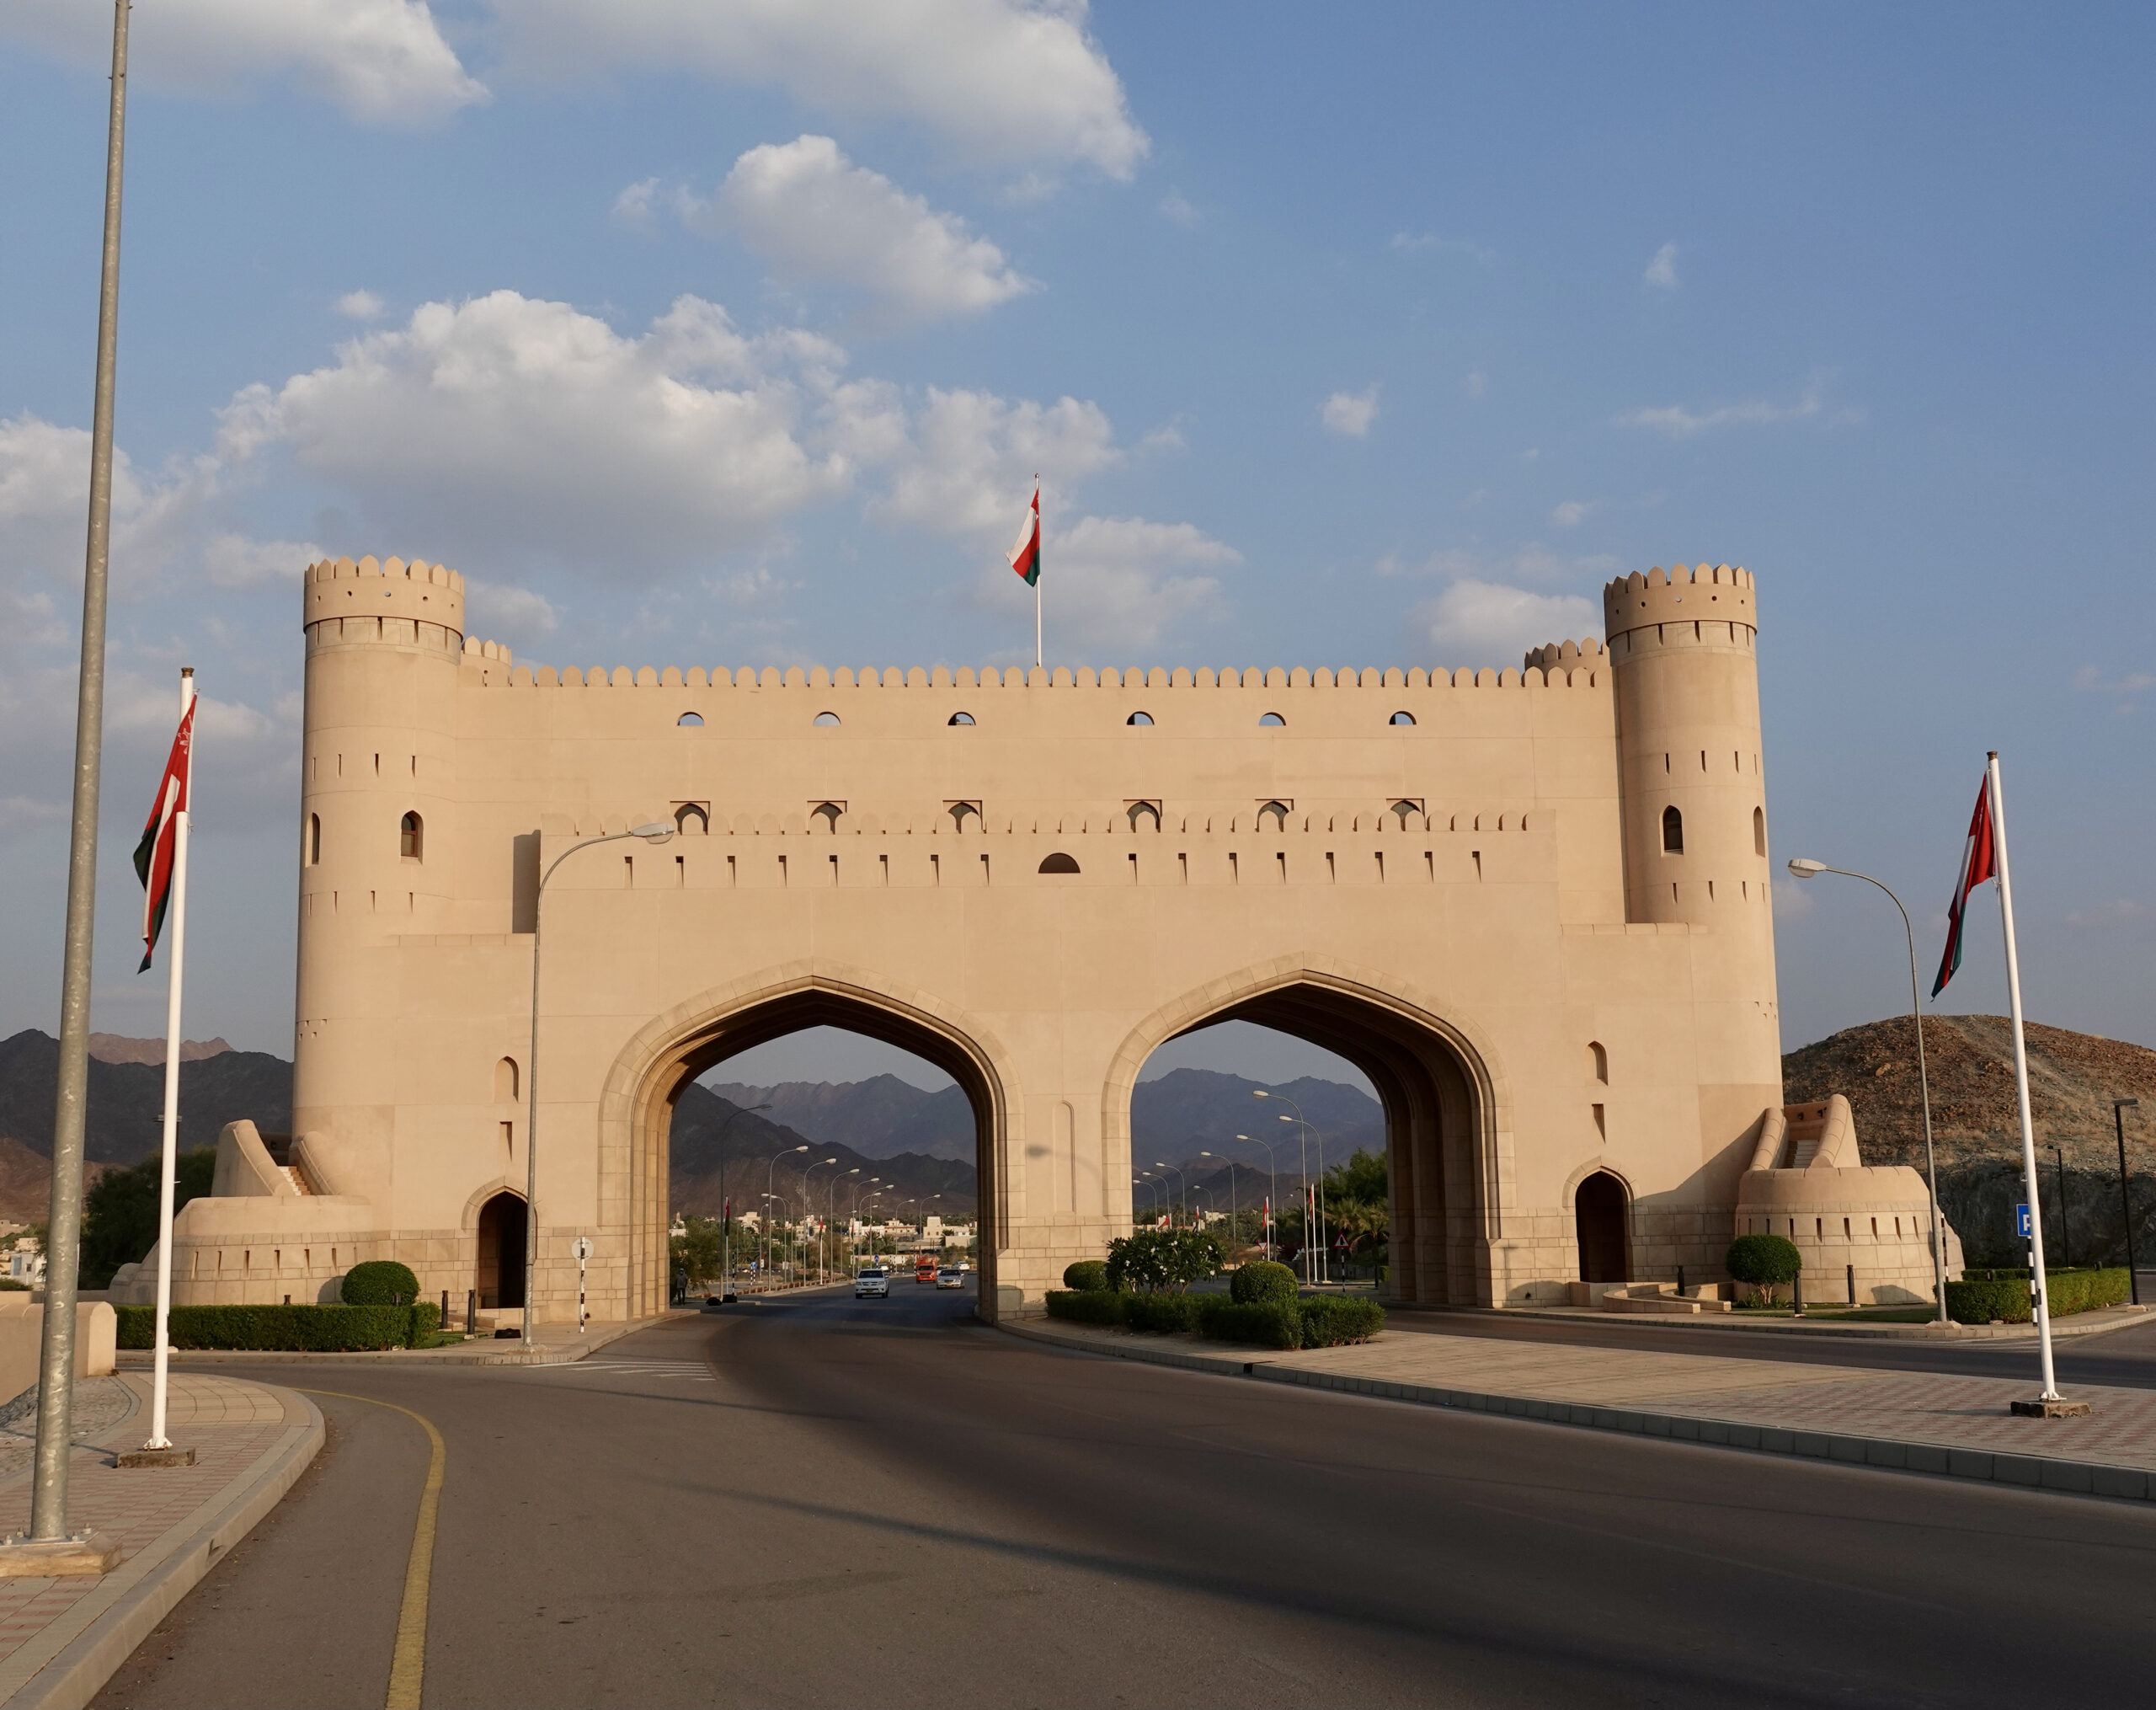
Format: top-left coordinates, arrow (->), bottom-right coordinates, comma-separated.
1988,752 -> 2065,1405
1033,481 -> 1043,670
24,0 -> 131,1554
146,671 -> 195,1455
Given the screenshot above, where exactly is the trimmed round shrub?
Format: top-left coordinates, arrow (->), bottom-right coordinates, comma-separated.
1063,1259 -> 1112,1293
1725,1234 -> 1801,1304
1230,1259 -> 1298,1308
342,1259 -> 420,1306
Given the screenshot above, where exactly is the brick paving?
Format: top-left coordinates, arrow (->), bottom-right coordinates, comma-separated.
0,1374 -> 312,1704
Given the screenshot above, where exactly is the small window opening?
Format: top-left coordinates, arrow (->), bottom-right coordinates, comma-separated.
1661,804 -> 1684,853
948,711 -> 975,726
1390,710 -> 1416,726
1127,711 -> 1155,726
1753,805 -> 1766,857
495,1057 -> 519,1101
811,801 -> 844,831
675,803 -> 709,835
1258,712 -> 1286,727
307,813 -> 321,866
678,711 -> 704,726
947,800 -> 980,829
1039,852 -> 1081,874
1257,800 -> 1289,831
1127,800 -> 1161,831
1589,1041 -> 1608,1084
1389,799 -> 1421,829
813,711 -> 841,727
400,811 -> 424,860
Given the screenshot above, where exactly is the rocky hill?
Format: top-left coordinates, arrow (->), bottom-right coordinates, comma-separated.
1785,1015 -> 2156,1267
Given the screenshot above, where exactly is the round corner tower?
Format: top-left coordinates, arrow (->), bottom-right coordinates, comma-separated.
1603,564 -> 1774,943
294,555 -> 468,1189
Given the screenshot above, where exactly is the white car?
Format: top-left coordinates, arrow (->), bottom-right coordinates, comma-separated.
854,1268 -> 890,1299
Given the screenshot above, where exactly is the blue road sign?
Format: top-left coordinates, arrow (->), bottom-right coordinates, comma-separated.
2015,1202 -> 2031,1239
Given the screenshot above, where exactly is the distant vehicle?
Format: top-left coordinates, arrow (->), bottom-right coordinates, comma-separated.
936,1267 -> 963,1290
854,1268 -> 889,1300
915,1253 -> 939,1284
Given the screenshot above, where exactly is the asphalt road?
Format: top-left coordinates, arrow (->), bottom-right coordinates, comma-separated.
94,1287 -> 2156,1708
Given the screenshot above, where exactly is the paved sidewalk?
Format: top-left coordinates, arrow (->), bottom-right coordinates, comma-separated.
0,1374 -> 322,1709
1454,1301 -> 2153,1342
1005,1317 -> 2156,1503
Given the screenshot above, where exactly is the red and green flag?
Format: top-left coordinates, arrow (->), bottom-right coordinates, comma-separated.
133,698 -> 195,972
1931,774 -> 1995,998
1007,483 -> 1040,586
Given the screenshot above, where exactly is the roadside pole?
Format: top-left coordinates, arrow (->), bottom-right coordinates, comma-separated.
574,1236 -> 590,1333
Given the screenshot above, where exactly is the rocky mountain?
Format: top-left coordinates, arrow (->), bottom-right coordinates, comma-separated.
669,1082 -> 974,1219
1784,1014 -> 2156,1268
706,1076 -> 976,1162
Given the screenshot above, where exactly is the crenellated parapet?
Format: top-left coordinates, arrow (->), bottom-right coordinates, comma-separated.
1601,564 -> 1754,655
1523,637 -> 1607,675
304,555 -> 465,654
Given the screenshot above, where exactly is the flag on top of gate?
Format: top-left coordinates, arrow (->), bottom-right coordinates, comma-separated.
133,697 -> 196,972
1931,773 -> 1997,998
1007,483 -> 1041,586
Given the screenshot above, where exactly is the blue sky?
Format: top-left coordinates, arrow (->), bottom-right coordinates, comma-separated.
1,2 -> 2150,1078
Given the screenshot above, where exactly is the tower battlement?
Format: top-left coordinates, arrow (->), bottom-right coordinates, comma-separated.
1602,564 -> 1753,649
304,555 -> 466,653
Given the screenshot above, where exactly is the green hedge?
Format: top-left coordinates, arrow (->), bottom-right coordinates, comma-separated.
1061,1260 -> 1112,1293
1944,1267 -> 2130,1325
1230,1261 -> 1298,1308
1120,1292 -> 1201,1333
340,1260 -> 420,1306
1298,1296 -> 1386,1346
116,1301 -> 442,1351
1043,1290 -> 1123,1326
1196,1297 -> 1302,1349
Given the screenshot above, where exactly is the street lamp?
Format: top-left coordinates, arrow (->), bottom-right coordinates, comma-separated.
1787,858 -> 1949,1323
799,1157 -> 839,1282
715,1103 -> 770,1302
1255,1090 -> 1327,1284
525,820 -> 676,1349
826,1168 -> 860,1283
1233,1134 -> 1280,1259
2116,1101 -> 2142,1307
1153,1162 -> 1187,1226
1199,1152 -> 1240,1260
764,1144 -> 808,1283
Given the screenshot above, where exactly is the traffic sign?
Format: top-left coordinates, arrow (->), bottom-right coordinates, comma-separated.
2015,1203 -> 2031,1240
572,1235 -> 592,1260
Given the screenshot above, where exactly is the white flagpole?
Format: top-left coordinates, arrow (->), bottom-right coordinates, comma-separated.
1988,751 -> 2062,1402
147,668 -> 195,1452
1033,482 -> 1043,670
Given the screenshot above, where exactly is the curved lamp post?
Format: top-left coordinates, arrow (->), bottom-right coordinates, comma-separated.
1199,1152 -> 1240,1258
764,1145 -> 808,1282
714,1102 -> 769,1301
1254,1091 -> 1327,1283
1153,1162 -> 1187,1226
799,1157 -> 838,1281
525,821 -> 676,1349
1787,858 -> 1948,1323
1233,1134 -> 1280,1259
825,1168 -> 860,1282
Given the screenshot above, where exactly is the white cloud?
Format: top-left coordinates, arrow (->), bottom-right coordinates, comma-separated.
1644,242 -> 1679,289
1550,500 -> 1596,529
466,577 -> 558,638
2,0 -> 486,125
1618,386 -> 1854,439
1772,875 -> 1817,921
1463,371 -> 1487,401
2065,900 -> 2149,929
1378,542 -> 1622,585
217,291 -> 854,572
0,413 -> 217,593
203,533 -> 322,590
971,516 -> 1237,650
2073,665 -> 2155,697
486,0 -> 1148,179
1321,387 -> 1380,439
334,290 -> 387,322
1412,579 -> 1599,667
0,794 -> 66,842
611,178 -> 661,227
1158,191 -> 1198,227
877,387 -> 1119,537
691,136 -> 1034,327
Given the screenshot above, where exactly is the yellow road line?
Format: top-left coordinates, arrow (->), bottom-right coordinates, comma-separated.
299,1390 -> 446,1710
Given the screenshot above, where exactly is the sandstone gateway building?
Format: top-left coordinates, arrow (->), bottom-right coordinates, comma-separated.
122,556 -> 1954,1321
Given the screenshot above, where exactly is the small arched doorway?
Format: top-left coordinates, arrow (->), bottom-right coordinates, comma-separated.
477,1190 -> 528,1309
1575,1171 -> 1629,1283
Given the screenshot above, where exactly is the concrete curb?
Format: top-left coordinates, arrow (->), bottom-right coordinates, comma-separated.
1,1384 -> 325,1710
998,1321 -> 2155,1506
1441,1303 -> 2155,1344
115,1316 -> 662,1370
